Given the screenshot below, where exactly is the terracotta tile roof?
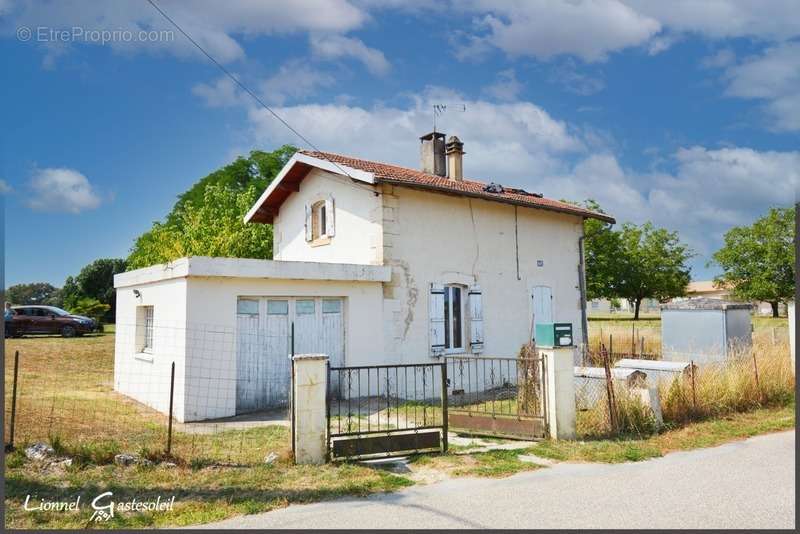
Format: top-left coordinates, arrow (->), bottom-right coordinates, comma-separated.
300,150 -> 615,223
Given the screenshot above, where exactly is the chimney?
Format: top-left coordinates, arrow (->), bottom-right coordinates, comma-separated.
445,135 -> 464,181
419,131 -> 446,176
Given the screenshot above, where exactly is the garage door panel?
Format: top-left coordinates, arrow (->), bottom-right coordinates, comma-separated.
236,296 -> 344,414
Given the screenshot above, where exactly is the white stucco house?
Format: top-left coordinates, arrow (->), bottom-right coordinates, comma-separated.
114,132 -> 614,421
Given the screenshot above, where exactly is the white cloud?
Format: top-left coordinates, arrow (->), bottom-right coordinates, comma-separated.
722,42 -> 800,131
260,61 -> 336,105
538,146 -> 799,260
309,34 -> 390,75
482,69 -> 523,101
247,87 -> 584,180
192,76 -> 245,108
453,1 -> 800,66
2,0 -> 368,63
468,0 -> 661,62
700,48 -> 736,69
548,59 -> 606,95
630,0 -> 800,42
27,168 -> 101,214
193,62 -> 336,108
0,179 -> 11,194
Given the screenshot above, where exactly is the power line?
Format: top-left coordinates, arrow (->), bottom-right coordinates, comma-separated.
145,0 -> 357,182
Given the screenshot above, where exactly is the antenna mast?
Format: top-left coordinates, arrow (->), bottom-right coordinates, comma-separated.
432,103 -> 466,133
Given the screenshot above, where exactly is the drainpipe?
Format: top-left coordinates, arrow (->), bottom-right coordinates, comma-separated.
578,228 -> 589,360
578,220 -> 613,362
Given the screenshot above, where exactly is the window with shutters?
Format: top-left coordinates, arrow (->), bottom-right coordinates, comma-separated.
306,196 -> 335,245
431,283 -> 483,356
311,200 -> 326,240
443,285 -> 464,352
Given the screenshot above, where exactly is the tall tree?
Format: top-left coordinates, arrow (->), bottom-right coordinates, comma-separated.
127,146 -> 296,269
614,222 -> 693,319
582,200 -> 693,319
712,207 -> 795,317
127,185 -> 273,269
581,200 -> 620,300
5,282 -> 61,306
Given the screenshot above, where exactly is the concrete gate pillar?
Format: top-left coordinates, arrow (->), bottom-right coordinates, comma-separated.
540,347 -> 576,440
292,354 -> 329,464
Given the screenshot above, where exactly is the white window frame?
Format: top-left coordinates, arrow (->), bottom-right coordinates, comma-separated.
135,305 -> 155,357
443,284 -> 465,353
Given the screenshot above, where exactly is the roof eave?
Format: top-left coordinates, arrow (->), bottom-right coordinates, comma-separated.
244,153 -> 375,225
376,177 -> 616,224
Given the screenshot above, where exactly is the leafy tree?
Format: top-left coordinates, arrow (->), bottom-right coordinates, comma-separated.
5,282 -> 61,306
581,200 -> 621,300
69,297 -> 111,323
61,259 -> 127,321
127,185 -> 273,268
614,222 -> 693,319
582,200 -> 693,320
712,207 -> 795,317
128,146 -> 296,269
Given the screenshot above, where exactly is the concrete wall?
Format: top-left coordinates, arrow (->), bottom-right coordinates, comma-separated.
114,278 -> 188,421
274,168 -> 383,265
380,184 -> 584,363
182,276 -> 384,421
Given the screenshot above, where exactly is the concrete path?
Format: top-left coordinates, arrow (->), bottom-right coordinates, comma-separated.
196,431 -> 795,530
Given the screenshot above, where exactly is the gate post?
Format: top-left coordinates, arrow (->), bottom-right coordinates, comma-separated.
541,347 -> 576,440
292,354 -> 329,464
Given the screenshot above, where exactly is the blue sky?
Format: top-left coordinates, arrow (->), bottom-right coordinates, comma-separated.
1,0 -> 798,287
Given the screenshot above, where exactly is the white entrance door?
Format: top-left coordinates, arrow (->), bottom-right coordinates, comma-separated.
531,286 -> 553,332
236,296 -> 345,413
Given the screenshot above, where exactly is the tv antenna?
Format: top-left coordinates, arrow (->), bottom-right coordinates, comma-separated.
432,103 -> 466,133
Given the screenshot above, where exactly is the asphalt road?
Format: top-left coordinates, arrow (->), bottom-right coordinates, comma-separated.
198,431 -> 795,530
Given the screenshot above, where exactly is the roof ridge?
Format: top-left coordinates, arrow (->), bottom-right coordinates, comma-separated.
295,148 -> 614,224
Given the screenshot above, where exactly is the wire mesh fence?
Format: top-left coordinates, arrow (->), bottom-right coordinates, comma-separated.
4,322 -> 298,466
575,338 -> 794,438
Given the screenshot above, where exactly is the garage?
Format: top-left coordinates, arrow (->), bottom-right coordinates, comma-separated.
236,296 -> 345,413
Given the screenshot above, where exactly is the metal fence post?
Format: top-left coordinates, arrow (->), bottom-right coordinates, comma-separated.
440,362 -> 448,453
6,350 -> 20,451
290,321 -> 296,460
690,359 -> 697,414
752,351 -> 762,402
601,345 -> 617,434
166,361 -> 175,455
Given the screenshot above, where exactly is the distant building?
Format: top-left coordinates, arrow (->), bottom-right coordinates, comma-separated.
587,297 -> 660,316
673,280 -> 786,316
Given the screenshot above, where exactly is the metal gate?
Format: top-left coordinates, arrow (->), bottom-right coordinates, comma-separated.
327,362 -> 448,461
445,355 -> 548,440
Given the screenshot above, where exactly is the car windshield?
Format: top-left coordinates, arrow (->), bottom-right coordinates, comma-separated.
41,306 -> 71,316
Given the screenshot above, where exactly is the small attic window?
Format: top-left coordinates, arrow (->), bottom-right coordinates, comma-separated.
305,196 -> 335,244
312,200 -> 326,240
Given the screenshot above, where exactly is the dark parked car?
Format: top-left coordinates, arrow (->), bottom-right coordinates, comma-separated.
8,305 -> 96,338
